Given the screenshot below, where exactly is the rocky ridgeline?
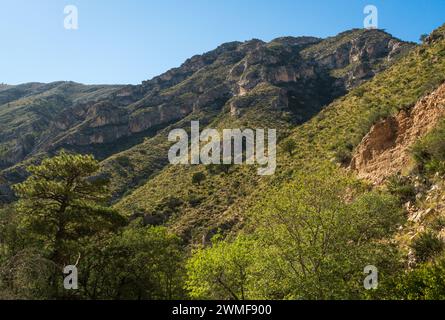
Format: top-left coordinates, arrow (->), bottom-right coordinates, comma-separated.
45,31 -> 410,151
0,29 -> 413,202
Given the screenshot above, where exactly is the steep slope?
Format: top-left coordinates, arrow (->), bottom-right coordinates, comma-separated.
114,29 -> 414,240
74,29 -> 413,202
117,24 -> 445,243
218,24 -> 445,242
350,83 -> 445,184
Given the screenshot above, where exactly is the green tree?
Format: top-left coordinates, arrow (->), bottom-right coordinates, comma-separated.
78,226 -> 185,300
420,34 -> 429,43
0,205 -> 55,299
282,139 -> 297,156
11,151 -> 126,296
186,164 -> 404,300
186,235 -> 255,300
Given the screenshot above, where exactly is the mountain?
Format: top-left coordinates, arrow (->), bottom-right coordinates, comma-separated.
0,29 -> 412,207
115,24 -> 445,242
2,22 -> 445,300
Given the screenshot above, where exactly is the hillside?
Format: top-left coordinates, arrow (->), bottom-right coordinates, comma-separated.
1,22 -> 445,300
115,24 -> 445,245
0,29 -> 412,206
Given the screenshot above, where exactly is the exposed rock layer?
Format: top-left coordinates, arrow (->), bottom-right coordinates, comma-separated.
350,83 -> 445,184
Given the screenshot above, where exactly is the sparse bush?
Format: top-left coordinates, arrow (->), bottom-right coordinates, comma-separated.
386,174 -> 416,203
282,139 -> 297,156
334,147 -> 352,166
116,156 -> 131,168
192,172 -> 206,185
412,120 -> 445,175
411,231 -> 444,263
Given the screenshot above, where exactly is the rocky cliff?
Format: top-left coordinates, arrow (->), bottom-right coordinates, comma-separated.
350,82 -> 445,184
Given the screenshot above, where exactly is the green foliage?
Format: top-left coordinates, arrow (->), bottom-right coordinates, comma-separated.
192,172 -> 206,186
411,231 -> 444,263
412,120 -> 445,175
334,146 -> 352,166
420,34 -> 429,43
186,165 -> 404,299
115,155 -> 132,168
0,152 -> 128,299
78,226 -> 185,300
429,215 -> 445,232
186,235 -> 255,300
12,151 -> 126,266
206,164 -> 232,175
282,139 -> 297,156
386,174 -> 416,203
249,166 -> 403,299
392,254 -> 445,299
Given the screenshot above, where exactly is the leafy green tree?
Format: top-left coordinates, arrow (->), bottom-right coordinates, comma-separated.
11,151 -> 126,297
0,205 -> 56,299
78,226 -> 185,300
186,164 -> 404,300
186,235 -> 255,300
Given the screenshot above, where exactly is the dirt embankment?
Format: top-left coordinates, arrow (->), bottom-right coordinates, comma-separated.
350,83 -> 445,184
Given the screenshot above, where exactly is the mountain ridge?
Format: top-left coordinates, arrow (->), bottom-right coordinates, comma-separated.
0,28 -> 414,210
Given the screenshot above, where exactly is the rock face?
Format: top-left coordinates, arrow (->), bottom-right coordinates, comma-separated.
350,83 -> 445,184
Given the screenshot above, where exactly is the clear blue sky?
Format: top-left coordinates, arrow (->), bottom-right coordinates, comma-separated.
1,0 -> 444,85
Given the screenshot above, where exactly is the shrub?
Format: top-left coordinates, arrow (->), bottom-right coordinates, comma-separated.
386,174 -> 416,203
207,164 -> 232,175
392,254 -> 445,299
334,147 -> 352,166
411,231 -> 444,263
192,172 -> 206,185
429,215 -> 445,232
282,139 -> 297,156
412,120 -> 445,175
187,193 -> 204,207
